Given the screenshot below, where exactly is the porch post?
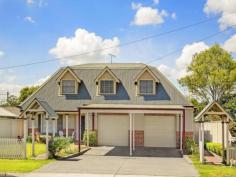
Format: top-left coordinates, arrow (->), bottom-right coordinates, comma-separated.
77,108 -> 81,152
45,115 -> 49,159
222,119 -> 225,162
23,114 -> 28,159
52,118 -> 56,137
31,115 -> 35,157
199,121 -> 204,163
23,116 -> 28,142
132,114 -> 135,151
86,112 -> 89,147
180,114 -> 183,151
225,118 -> 230,165
129,113 -> 132,156
65,114 -> 69,138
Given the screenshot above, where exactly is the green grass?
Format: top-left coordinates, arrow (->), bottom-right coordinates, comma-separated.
0,159 -> 53,173
189,154 -> 236,177
0,143 -> 52,173
27,143 -> 46,158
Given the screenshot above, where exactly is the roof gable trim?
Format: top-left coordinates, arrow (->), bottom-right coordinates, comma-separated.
57,67 -> 81,83
95,66 -> 120,82
135,66 -> 160,82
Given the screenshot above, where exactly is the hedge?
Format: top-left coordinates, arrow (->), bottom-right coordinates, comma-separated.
205,142 -> 222,156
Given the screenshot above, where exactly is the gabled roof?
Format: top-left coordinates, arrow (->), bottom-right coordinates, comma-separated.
95,66 -> 120,82
195,100 -> 233,122
134,66 -> 160,82
57,66 -> 81,83
20,63 -> 192,111
21,98 -> 57,119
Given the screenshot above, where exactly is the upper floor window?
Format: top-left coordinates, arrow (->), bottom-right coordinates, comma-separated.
61,80 -> 76,94
139,80 -> 154,95
100,80 -> 114,94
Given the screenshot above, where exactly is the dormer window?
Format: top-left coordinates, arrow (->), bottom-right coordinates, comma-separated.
139,80 -> 154,95
100,80 -> 115,94
135,66 -> 160,96
95,66 -> 120,96
56,67 -> 81,96
61,80 -> 76,94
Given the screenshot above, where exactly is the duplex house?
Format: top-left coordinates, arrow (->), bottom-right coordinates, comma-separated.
19,63 -> 194,153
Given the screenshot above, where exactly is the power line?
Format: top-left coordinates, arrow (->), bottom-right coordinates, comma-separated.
0,15 -> 229,70
146,25 -> 236,64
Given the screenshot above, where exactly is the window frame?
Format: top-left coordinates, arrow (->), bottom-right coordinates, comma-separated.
99,79 -> 116,95
139,79 -> 155,95
61,79 -> 77,95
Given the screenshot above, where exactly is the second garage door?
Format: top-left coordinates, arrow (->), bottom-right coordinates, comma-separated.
144,115 -> 176,147
97,114 -> 129,146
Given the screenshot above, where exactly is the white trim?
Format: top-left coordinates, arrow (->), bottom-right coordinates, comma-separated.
60,79 -> 77,95
56,67 -> 81,83
95,66 -> 120,83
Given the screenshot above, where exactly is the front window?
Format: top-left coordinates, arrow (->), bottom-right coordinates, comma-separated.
139,80 -> 154,95
100,80 -> 114,94
61,80 -> 76,94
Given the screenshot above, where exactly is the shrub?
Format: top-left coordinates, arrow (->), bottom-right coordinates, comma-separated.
185,137 -> 198,154
48,137 -> 71,158
206,142 -> 222,156
83,131 -> 97,146
26,136 -> 32,143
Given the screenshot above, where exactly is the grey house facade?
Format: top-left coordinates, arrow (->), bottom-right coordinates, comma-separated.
19,63 -> 194,154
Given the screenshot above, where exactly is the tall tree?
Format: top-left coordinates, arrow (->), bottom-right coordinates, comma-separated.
18,86 -> 39,104
179,44 -> 236,102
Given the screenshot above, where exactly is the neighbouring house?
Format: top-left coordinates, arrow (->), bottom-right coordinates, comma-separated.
19,63 -> 194,154
0,106 -> 23,138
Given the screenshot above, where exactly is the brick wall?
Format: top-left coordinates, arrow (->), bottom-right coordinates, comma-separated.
176,131 -> 193,148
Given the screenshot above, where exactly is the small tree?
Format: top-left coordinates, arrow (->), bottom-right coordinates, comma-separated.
1,95 -> 19,106
18,86 -> 39,104
179,44 -> 236,102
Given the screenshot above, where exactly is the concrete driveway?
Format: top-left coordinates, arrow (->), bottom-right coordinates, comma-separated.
28,147 -> 199,177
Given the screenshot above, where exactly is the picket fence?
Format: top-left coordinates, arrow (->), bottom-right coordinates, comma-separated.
0,138 -> 26,159
229,147 -> 236,166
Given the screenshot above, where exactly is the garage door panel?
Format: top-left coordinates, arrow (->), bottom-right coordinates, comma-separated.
144,116 -> 176,147
98,114 -> 129,146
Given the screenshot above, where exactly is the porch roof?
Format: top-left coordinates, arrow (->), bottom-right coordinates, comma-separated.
81,104 -> 184,109
36,98 -> 58,118
80,104 -> 185,114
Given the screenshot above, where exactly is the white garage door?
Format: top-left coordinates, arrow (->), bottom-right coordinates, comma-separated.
98,114 -> 129,146
144,115 -> 176,147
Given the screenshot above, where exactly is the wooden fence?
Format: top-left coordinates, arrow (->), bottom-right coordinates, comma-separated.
229,147 -> 236,166
0,138 -> 26,159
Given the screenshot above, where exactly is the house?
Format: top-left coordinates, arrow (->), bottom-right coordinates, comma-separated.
19,63 -> 194,154
0,106 -> 23,138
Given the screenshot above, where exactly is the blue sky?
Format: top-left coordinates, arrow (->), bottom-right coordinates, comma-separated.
0,0 -> 235,98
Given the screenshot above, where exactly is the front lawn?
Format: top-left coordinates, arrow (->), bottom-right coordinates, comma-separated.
0,159 -> 52,173
190,154 -> 236,177
27,143 -> 46,158
0,143 -> 52,173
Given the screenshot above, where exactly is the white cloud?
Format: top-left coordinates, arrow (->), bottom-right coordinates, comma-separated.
171,12 -> 176,19
131,2 -> 142,10
34,75 -> 50,86
26,0 -> 34,4
223,34 -> 236,53
132,6 -> 168,26
204,0 -> 236,30
0,51 -> 4,58
153,0 -> 159,5
24,16 -> 35,24
49,28 -> 120,65
157,42 -> 209,80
